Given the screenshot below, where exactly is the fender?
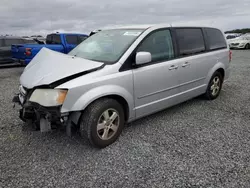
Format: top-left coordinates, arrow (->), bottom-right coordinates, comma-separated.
61,85 -> 135,120
205,62 -> 226,85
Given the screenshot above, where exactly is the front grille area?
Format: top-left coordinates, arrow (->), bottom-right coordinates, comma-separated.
231,43 -> 239,46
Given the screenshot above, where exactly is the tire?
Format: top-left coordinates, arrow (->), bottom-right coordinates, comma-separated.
204,71 -> 223,100
245,43 -> 250,49
79,98 -> 125,148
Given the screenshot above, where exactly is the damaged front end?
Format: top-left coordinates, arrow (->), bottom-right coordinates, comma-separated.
12,48 -> 105,136
12,85 -> 80,136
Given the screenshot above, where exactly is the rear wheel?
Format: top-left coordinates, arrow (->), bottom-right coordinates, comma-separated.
204,71 -> 223,100
79,98 -> 125,148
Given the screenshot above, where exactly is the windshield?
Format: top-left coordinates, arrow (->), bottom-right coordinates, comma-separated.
226,35 -> 238,39
68,29 -> 144,64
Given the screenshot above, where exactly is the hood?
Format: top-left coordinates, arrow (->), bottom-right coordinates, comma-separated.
20,48 -> 104,89
229,39 -> 249,44
227,38 -> 239,41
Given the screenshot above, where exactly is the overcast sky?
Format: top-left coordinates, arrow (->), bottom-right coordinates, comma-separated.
1,0 -> 249,36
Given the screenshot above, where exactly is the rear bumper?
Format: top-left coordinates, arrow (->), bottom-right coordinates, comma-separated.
12,58 -> 31,65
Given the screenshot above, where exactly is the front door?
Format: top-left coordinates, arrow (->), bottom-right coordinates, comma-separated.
132,29 -> 181,118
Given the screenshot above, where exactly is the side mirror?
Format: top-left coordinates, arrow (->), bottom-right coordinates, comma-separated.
136,52 -> 152,65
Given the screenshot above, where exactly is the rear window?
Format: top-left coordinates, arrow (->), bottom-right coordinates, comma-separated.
205,28 -> 227,50
4,39 -> 24,46
46,34 -> 61,44
66,35 -> 78,44
175,28 -> 205,56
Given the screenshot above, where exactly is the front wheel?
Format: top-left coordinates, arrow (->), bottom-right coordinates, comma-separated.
204,71 -> 223,100
79,98 -> 125,148
245,43 -> 250,49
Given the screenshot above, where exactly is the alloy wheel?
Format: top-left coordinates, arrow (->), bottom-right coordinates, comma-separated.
97,108 -> 120,140
210,76 -> 221,96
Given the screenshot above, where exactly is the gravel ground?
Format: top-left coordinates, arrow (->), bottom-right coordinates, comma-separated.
1,50 -> 250,188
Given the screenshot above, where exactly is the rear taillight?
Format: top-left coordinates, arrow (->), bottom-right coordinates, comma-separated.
25,48 -> 32,56
229,50 -> 232,62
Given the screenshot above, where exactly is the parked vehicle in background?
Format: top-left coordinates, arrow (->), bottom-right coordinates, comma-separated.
225,33 -> 241,40
228,35 -> 250,49
30,35 -> 46,44
0,36 -> 37,64
13,24 -> 230,148
12,33 -> 88,65
22,35 -> 45,44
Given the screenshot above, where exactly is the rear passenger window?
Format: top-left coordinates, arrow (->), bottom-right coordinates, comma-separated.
66,35 -> 78,44
46,35 -> 61,44
205,28 -> 227,50
175,28 -> 205,56
52,35 -> 61,44
137,29 -> 174,62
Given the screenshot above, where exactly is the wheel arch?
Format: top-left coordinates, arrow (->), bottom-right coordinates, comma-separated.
245,43 -> 250,49
216,68 -> 225,80
88,94 -> 130,122
62,85 -> 135,121
205,63 -> 226,85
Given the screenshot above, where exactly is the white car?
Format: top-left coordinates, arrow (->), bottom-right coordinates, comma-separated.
225,33 -> 241,40
228,35 -> 250,49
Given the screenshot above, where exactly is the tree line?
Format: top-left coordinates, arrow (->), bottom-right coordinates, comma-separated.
225,28 -> 250,34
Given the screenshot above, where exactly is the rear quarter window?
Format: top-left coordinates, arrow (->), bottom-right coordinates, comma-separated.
205,28 -> 227,50
175,28 -> 205,56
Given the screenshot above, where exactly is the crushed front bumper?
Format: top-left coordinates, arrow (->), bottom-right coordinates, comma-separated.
12,94 -> 67,132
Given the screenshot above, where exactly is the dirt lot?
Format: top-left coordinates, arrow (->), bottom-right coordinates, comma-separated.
0,50 -> 250,188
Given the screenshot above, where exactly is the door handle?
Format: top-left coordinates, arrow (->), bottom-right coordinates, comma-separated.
169,65 -> 178,70
182,62 -> 190,67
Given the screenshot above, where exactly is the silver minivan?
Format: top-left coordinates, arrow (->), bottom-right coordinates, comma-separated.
13,24 -> 231,148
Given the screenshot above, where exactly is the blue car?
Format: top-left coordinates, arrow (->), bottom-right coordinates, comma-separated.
12,33 -> 88,65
